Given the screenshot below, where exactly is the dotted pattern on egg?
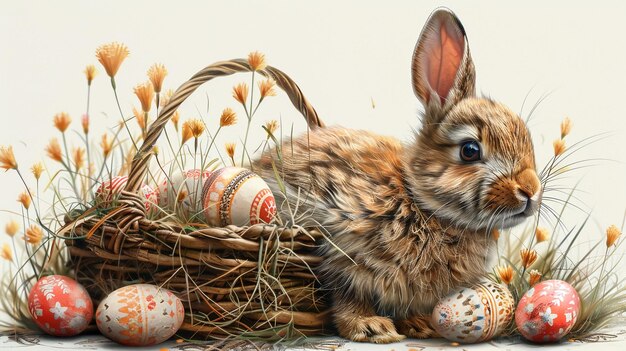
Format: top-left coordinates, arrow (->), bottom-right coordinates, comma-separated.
202,167 -> 276,226
432,282 -> 514,343
217,168 -> 254,226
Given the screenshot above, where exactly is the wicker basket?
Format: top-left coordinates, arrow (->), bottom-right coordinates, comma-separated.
60,59 -> 331,340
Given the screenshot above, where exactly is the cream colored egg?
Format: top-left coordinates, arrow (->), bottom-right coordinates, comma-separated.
95,284 -> 185,346
157,169 -> 211,217
202,167 -> 277,226
95,176 -> 157,211
431,281 -> 514,343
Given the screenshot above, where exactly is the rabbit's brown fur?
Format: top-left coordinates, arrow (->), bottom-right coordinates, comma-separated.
255,8 -> 541,343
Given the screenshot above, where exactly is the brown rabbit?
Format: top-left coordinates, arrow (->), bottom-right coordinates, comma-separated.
255,8 -> 541,343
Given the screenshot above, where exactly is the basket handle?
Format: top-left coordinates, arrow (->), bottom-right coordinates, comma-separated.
125,58 -> 324,193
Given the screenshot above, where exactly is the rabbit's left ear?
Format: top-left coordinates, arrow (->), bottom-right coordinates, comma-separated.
412,8 -> 476,114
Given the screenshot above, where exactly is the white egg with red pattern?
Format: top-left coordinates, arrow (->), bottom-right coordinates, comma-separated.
202,167 -> 277,226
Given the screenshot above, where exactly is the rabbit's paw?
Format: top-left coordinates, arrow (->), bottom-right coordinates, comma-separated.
396,316 -> 440,339
337,315 -> 406,343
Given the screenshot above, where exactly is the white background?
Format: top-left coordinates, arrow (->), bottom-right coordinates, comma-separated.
1,1 -> 625,350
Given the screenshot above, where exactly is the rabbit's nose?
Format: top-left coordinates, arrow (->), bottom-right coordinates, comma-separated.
516,168 -> 542,216
517,188 -> 538,216
516,169 -> 541,199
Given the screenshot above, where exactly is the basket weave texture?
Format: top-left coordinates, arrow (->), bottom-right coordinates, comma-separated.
61,59 -> 331,339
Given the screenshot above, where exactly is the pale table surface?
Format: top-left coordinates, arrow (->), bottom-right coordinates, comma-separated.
1,331 -> 626,351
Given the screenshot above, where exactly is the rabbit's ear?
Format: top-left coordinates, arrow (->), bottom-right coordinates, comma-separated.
412,8 -> 476,113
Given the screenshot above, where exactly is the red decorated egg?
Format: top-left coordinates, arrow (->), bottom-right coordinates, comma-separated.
515,280 -> 580,343
27,275 -> 93,336
96,176 -> 157,211
202,167 -> 276,226
95,284 -> 185,346
156,169 -> 212,217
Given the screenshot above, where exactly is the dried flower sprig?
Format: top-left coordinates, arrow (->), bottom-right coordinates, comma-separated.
96,42 -> 129,79
497,265 -> 514,285
535,227 -> 550,243
147,63 -> 167,94
225,142 -> 236,166
264,120 -> 280,140
182,119 -> 204,153
0,243 -> 12,262
181,123 -> 193,145
520,248 -> 538,269
96,42 -> 137,151
134,106 -> 145,129
24,225 -> 43,245
133,106 -> 148,139
0,146 -> 17,171
53,112 -> 72,133
560,117 -> 572,139
248,51 -> 267,71
31,163 -> 44,181
259,79 -> 277,100
81,114 -> 90,135
185,119 -> 205,139
606,224 -> 621,248
73,148 -> 85,170
220,108 -> 237,127
134,81 -> 155,113
45,139 -> 63,163
161,89 -> 174,108
528,269 -> 542,286
233,83 -> 249,106
171,110 -> 180,131
5,221 -> 19,237
17,192 -> 31,210
553,139 -> 566,157
84,65 -> 97,86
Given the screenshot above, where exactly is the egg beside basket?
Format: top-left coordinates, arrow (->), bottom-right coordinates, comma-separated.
59,59 -> 331,340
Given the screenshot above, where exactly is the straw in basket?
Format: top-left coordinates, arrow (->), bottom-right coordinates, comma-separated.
60,58 -> 331,341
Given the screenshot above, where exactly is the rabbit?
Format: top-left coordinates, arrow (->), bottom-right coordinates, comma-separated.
254,7 -> 541,343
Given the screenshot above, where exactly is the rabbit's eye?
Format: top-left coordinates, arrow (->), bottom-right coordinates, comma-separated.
460,140 -> 481,162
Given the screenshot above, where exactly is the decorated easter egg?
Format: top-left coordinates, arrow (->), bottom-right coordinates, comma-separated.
28,275 -> 93,336
515,280 -> 580,343
202,167 -> 277,226
95,284 -> 185,346
96,176 -> 157,210
431,281 -> 515,343
156,169 -> 212,214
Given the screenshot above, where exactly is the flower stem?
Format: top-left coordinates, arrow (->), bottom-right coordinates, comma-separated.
111,77 -> 138,151
85,84 -> 92,201
61,133 -> 80,198
240,71 -> 255,166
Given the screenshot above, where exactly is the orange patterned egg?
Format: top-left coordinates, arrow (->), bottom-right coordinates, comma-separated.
202,167 -> 277,226
95,284 -> 185,346
431,281 -> 514,343
28,275 -> 93,336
